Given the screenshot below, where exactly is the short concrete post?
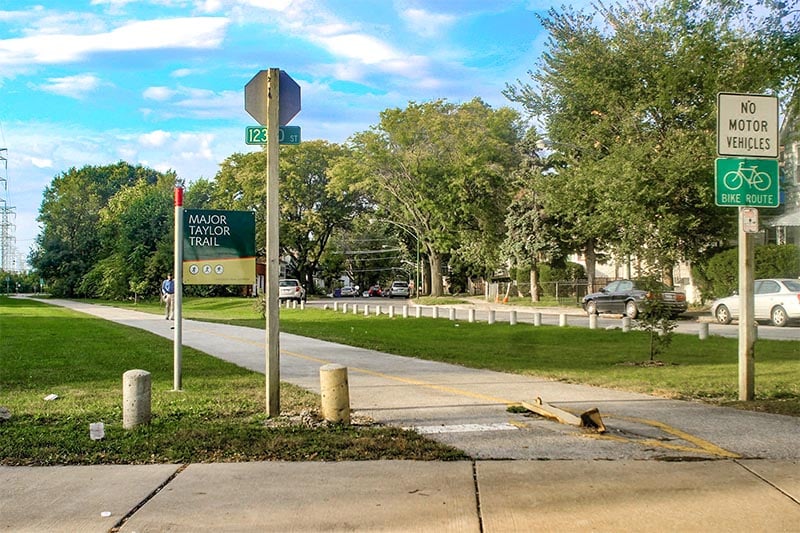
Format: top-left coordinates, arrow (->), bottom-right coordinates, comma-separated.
123,369 -> 151,429
342,303 -> 348,314
333,302 -> 339,312
589,314 -> 598,330
353,304 -> 358,314
449,308 -> 456,321
319,364 -> 350,424
324,304 -> 329,310
468,309 -> 475,323
698,322 -> 709,340
559,314 -> 568,327
292,300 -> 297,309
300,301 -> 305,310
375,305 -> 381,316
622,317 -> 632,332
488,309 -> 496,325
533,312 -> 542,326
415,306 -> 422,318
432,307 -> 439,319
364,304 -> 370,316
388,306 -> 395,318
402,305 -> 408,318
509,310 -> 517,326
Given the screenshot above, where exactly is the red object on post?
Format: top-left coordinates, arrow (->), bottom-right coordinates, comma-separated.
174,186 -> 184,207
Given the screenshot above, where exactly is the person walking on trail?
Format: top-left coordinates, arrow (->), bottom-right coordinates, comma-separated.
161,274 -> 175,320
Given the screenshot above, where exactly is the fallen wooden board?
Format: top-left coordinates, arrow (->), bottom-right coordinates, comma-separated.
521,397 -> 605,433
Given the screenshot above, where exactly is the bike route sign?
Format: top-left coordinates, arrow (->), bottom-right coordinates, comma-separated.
715,157 -> 779,207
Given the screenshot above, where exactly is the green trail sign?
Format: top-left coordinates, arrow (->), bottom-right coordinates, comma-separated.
183,209 -> 256,285
715,158 -> 779,207
245,125 -> 301,145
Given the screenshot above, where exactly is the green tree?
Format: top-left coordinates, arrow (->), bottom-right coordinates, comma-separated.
212,142 -> 361,292
337,99 -> 522,296
505,1 -> 799,282
31,162 -> 166,297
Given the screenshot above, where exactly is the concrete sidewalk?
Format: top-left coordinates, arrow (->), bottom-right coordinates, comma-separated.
3,459 -> 800,532
4,298 -> 800,531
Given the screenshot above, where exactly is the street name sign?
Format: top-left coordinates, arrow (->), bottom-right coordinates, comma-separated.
715,157 -> 779,207
717,93 -> 779,158
245,125 -> 301,145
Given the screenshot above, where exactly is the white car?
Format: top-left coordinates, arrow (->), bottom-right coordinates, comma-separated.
387,280 -> 410,298
278,279 -> 306,303
710,278 -> 800,327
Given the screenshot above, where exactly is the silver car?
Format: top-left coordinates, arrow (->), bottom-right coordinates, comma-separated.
278,279 -> 306,303
710,278 -> 800,327
387,280 -> 410,298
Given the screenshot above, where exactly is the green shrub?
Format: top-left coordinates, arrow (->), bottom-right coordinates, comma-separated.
703,244 -> 799,298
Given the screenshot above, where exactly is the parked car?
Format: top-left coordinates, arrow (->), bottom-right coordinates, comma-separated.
278,279 -> 306,303
387,280 -> 410,298
367,285 -> 383,297
339,286 -> 358,297
710,278 -> 800,327
582,279 -> 687,319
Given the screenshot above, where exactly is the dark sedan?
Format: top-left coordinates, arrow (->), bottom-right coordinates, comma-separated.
582,280 -> 687,319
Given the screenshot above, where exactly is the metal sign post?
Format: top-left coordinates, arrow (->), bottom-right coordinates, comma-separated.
173,186 -> 184,391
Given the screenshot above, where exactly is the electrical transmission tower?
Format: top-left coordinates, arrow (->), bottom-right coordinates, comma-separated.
0,147 -> 17,272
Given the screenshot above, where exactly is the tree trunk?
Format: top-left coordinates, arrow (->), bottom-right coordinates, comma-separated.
529,265 -> 540,302
584,239 -> 597,291
429,251 -> 444,297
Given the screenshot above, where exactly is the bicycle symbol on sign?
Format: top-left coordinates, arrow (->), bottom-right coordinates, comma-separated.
723,161 -> 772,192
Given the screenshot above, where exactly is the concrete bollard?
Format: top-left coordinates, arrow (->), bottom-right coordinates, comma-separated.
488,309 -> 496,325
292,300 -> 297,309
698,322 -> 709,340
324,304 -> 329,310
352,304 -> 358,315
468,309 -> 475,323
589,314 -> 598,330
449,308 -> 456,321
533,312 -> 542,326
402,305 -> 409,318
388,306 -> 395,318
364,304 -> 370,316
342,303 -> 348,314
432,307 -> 439,319
300,301 -> 305,310
333,302 -> 339,312
510,310 -> 517,326
320,364 -> 350,424
622,317 -> 632,332
559,314 -> 568,327
123,369 -> 151,429
415,306 -> 422,318
375,305 -> 382,316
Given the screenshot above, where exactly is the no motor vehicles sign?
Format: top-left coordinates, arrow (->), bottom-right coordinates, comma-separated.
717,93 -> 779,158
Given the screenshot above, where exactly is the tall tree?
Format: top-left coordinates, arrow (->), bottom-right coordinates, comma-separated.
337,98 -> 522,296
505,0 -> 799,282
31,162 -> 166,297
212,141 -> 361,291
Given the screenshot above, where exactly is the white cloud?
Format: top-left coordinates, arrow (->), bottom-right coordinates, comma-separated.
401,8 -> 456,37
36,74 -> 103,99
139,130 -> 172,147
30,157 -> 53,169
0,17 -> 230,67
143,86 -> 176,101
171,68 -> 195,78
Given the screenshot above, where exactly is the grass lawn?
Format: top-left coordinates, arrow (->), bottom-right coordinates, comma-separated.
0,297 -> 466,465
100,296 -> 799,416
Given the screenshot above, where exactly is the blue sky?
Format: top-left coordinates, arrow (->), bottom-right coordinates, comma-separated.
0,0 -> 586,268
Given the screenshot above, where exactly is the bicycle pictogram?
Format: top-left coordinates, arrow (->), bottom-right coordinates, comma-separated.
723,161 -> 772,192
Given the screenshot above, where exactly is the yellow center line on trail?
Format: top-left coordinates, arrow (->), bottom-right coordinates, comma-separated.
187,325 -> 740,458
